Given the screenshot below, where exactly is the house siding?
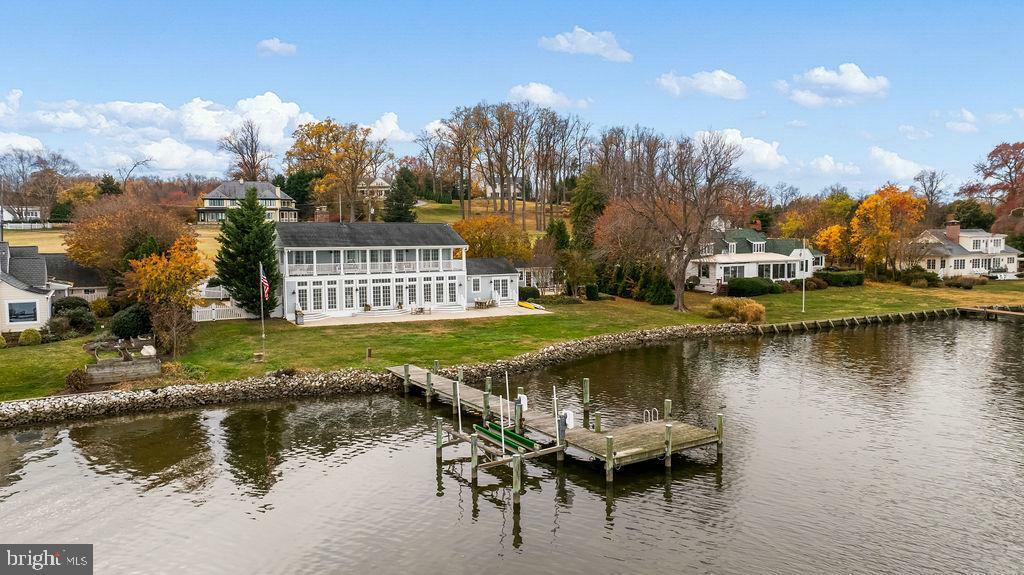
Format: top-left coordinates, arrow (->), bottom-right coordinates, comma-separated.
0,281 -> 50,333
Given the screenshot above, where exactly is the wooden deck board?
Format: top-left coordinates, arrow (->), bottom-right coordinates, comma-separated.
389,364 -> 720,466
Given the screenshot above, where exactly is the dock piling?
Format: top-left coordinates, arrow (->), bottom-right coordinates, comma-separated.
435,416 -> 443,460
433,359 -> 440,373
514,401 -> 523,435
664,398 -> 672,418
512,453 -> 523,504
470,434 -> 479,482
595,412 -> 602,433
582,377 -> 591,412
605,436 -> 615,483
425,372 -> 433,404
665,423 -> 673,469
716,413 -> 724,458
403,364 -> 410,394
483,377 -> 492,421
451,380 -> 459,416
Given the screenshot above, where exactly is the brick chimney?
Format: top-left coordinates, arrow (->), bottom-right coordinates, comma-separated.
750,218 -> 762,232
945,219 -> 961,243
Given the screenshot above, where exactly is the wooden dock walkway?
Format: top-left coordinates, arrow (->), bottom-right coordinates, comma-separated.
958,306 -> 1024,322
387,364 -> 722,484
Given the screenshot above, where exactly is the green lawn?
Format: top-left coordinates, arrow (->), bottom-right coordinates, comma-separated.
2,281 -> 1023,401
0,336 -> 93,401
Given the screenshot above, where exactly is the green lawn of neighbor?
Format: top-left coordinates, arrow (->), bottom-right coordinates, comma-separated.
0,336 -> 93,401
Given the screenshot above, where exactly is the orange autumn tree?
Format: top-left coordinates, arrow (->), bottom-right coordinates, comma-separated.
452,214 -> 531,261
125,234 -> 210,358
813,224 -> 851,266
850,184 -> 926,277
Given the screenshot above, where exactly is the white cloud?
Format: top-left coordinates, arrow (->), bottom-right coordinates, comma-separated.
776,63 -> 889,107
986,112 -> 1012,124
786,120 -> 808,128
696,128 -> 788,171
869,146 -> 926,180
537,26 -> 632,62
423,119 -> 446,136
945,108 -> 978,133
256,37 -> 297,56
656,69 -> 747,100
139,137 -> 227,172
0,131 -> 42,151
365,112 -> 415,142
898,124 -> 933,140
179,92 -> 313,147
1015,108 -> 1024,119
508,82 -> 589,109
811,154 -> 860,175
0,89 -> 22,117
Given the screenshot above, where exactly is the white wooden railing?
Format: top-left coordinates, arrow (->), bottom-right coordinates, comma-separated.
192,304 -> 258,322
369,262 -> 393,273
394,261 -> 416,272
420,261 -> 440,272
442,260 -> 464,271
289,263 -> 315,276
316,263 -> 343,275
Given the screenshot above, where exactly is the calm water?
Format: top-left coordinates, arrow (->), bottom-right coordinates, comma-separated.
2,321 -> 1024,574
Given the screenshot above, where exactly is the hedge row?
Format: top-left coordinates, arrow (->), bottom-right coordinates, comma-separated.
813,270 -> 865,287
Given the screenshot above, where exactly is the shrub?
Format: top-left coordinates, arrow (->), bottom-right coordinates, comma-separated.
52,296 -> 91,315
518,286 -> 541,301
685,275 -> 701,291
181,363 -> 206,380
776,280 -> 798,293
584,284 -> 600,301
814,270 -> 865,287
63,308 -> 98,334
706,297 -> 765,323
46,315 -> 72,338
90,298 -> 112,317
727,277 -> 779,297
910,278 -> 929,288
530,295 -> 582,305
899,265 -> 942,288
65,368 -> 90,392
0,334 -> 5,348
945,275 -> 987,289
1017,272 -> 1024,279
18,329 -> 41,346
111,303 -> 151,338
809,277 -> 829,290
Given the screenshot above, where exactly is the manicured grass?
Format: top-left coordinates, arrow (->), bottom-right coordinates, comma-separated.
3,226 -> 221,259
178,298 -> 715,382
0,337 -> 93,401
415,200 -> 567,238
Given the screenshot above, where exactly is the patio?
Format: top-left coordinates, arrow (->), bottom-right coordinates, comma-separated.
296,304 -> 548,327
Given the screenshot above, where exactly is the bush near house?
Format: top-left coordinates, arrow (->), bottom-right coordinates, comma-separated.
584,284 -> 600,300
518,286 -> 541,301
52,296 -> 91,315
727,277 -> 782,297
0,334 -> 6,348
18,329 -> 42,346
899,266 -> 943,288
111,303 -> 151,338
706,297 -> 766,323
65,368 -> 90,392
814,270 -> 865,287
63,308 -> 99,333
944,275 -> 989,290
90,298 -> 112,317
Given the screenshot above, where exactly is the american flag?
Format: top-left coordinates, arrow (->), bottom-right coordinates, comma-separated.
259,262 -> 270,301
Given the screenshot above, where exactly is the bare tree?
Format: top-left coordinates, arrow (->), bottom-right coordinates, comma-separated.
117,157 -> 152,195
772,181 -> 800,209
218,119 -> 273,181
441,107 -> 478,219
415,129 -> 445,202
0,149 -> 38,230
912,169 -> 947,224
28,151 -> 80,221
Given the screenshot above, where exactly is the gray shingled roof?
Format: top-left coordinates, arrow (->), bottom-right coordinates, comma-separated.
206,181 -> 294,201
41,253 -> 104,287
467,257 -> 517,276
276,222 -> 466,248
8,256 -> 47,287
920,230 -> 977,256
0,270 -> 48,294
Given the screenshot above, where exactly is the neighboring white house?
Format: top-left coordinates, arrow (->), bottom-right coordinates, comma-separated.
197,180 -> 299,224
41,253 -> 108,301
908,220 -> 1021,279
275,222 -> 517,323
0,205 -> 43,223
686,227 -> 826,292
514,259 -> 557,293
0,243 -> 55,333
357,177 -> 391,199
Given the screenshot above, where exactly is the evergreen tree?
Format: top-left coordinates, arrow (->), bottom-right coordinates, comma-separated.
569,167 -> 607,250
545,219 -> 571,251
214,188 -> 281,316
97,174 -> 122,195
281,169 -> 320,207
383,167 -> 418,222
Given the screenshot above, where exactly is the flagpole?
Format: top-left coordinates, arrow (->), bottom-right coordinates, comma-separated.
259,261 -> 267,358
802,238 -> 807,314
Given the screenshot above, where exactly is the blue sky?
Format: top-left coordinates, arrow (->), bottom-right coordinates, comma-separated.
2,0 -> 1023,196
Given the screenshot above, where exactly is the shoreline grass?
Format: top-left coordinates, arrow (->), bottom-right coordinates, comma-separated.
2,281 -> 1022,401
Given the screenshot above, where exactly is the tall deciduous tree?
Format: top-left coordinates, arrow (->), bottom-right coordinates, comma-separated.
383,167 -> 418,222
959,142 -> 1024,233
452,215 -> 531,261
214,188 -> 281,316
850,184 -> 926,276
219,119 -> 273,181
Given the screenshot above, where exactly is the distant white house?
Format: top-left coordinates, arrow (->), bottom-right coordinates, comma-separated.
1,205 -> 43,223
908,220 -> 1021,278
197,180 -> 299,224
686,227 -> 825,292
357,177 -> 391,199
275,222 -> 518,323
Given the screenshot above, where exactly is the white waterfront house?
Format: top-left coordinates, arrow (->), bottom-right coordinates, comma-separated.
197,181 -> 299,224
276,222 -> 519,322
909,220 -> 1021,278
686,227 -> 826,292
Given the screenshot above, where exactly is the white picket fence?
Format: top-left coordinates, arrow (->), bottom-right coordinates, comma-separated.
192,304 -> 258,322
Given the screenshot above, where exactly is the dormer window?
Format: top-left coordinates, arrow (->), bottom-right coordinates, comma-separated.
728,242 -> 736,254
993,238 -> 1002,249
699,243 -> 713,256
752,242 -> 765,253
973,239 -> 982,250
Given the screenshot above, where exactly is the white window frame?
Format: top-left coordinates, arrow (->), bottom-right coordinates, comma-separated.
472,278 -> 480,292
751,242 -> 765,253
6,300 -> 39,324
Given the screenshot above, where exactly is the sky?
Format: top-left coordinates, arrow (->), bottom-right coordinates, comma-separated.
2,0 -> 1023,196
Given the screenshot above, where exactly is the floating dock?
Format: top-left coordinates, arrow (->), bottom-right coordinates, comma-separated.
387,364 -> 722,485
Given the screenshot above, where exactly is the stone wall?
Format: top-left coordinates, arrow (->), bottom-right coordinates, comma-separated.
86,358 -> 162,385
0,322 -> 754,430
